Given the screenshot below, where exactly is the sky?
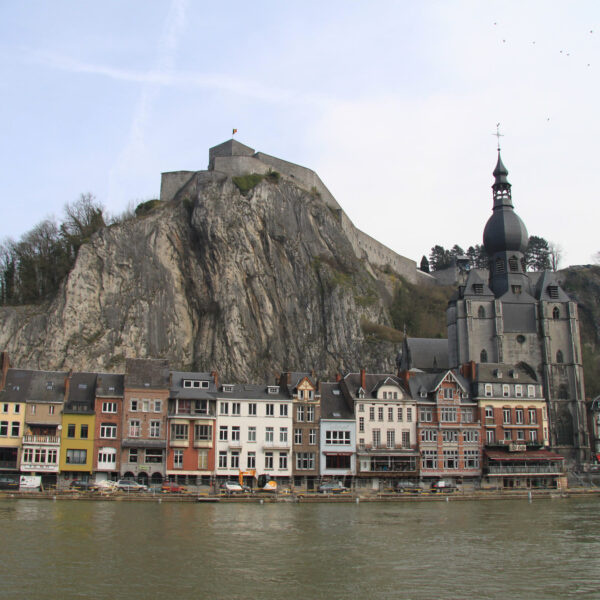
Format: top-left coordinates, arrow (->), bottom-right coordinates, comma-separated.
1,1 -> 598,268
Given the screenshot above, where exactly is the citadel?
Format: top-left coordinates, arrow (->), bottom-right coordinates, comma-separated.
0,140 -> 594,492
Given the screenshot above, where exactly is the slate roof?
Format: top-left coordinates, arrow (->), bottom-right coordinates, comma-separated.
170,371 -> 217,399
279,371 -> 316,391
534,271 -> 572,302
320,382 -> 353,419
215,383 -> 290,401
0,368 -> 68,404
96,373 -> 124,398
64,372 -> 97,413
474,363 -> 538,384
407,370 -> 471,401
125,358 -> 170,390
401,338 -> 449,371
341,372 -> 407,399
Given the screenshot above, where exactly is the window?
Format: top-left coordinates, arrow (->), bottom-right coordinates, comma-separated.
553,306 -> 560,319
556,350 -> 564,364
294,428 -> 302,444
100,423 -> 117,439
516,430 -> 525,441
480,349 -> 488,363
504,430 -> 512,441
66,449 -> 87,465
279,452 -> 287,470
130,399 -> 138,411
219,426 -> 228,441
529,429 -> 538,442
129,420 -> 141,437
67,424 -> 76,438
502,385 -> 510,397
265,427 -> 274,442
127,448 -> 137,463
464,430 -> 479,443
421,450 -> 437,469
280,404 -> 288,417
248,426 -> 256,442
153,400 -> 162,412
478,305 -> 486,318
443,388 -> 453,399
326,430 -> 351,445
486,429 -> 495,443
369,406 -> 375,421
98,448 -> 116,465
231,426 -> 241,441
149,420 -> 161,438
485,406 -> 493,419
325,454 -> 350,469
279,427 -> 288,443
443,450 -> 459,469
419,408 -> 433,422
177,400 -> 191,414
248,403 -> 257,416
359,417 -> 365,433
511,285 -> 522,295
102,402 -> 117,413
515,385 -> 523,398
0,421 -> 8,436
247,452 -> 256,469
14,404 -> 20,414
402,430 -> 411,448
441,408 -> 457,422
266,404 -> 275,417
462,408 -> 474,423
528,409 -> 537,424
31,405 -> 36,415
220,402 -> 229,415
372,429 -> 381,448
1,404 -> 7,413
198,450 -> 208,470
503,408 -> 511,424
194,400 -> 208,415
265,452 -> 274,470
195,424 -> 212,441
442,430 -> 458,442
515,409 -> 524,424
464,450 -> 479,468
231,451 -> 240,469
49,405 -> 56,415
527,385 -> 536,398
145,449 -> 163,464
232,402 -> 241,416
171,423 -> 188,441
218,451 -> 227,468
358,403 -> 364,413
296,406 -> 304,421
420,429 -> 437,442
296,452 -> 315,470
387,430 -> 395,448
79,425 -> 88,439
397,407 -> 403,421
306,405 -> 315,422
309,429 -> 317,445
378,407 -> 384,421
11,422 -> 19,437
388,407 -> 394,422
406,408 -> 412,422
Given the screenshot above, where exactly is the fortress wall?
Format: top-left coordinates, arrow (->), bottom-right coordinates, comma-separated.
160,171 -> 197,203
212,156 -> 271,177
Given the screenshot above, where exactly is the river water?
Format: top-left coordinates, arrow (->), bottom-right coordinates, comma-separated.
2,497 -> 599,599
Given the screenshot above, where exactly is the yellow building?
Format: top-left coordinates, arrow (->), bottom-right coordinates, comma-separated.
59,373 -> 97,486
0,356 -> 26,482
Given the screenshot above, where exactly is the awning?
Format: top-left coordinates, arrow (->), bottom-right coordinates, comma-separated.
485,449 -> 564,462
323,452 -> 353,456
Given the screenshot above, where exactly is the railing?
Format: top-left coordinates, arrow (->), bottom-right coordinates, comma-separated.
487,465 -> 563,475
22,435 -> 60,444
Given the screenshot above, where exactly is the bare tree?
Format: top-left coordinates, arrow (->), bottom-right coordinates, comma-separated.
548,242 -> 562,271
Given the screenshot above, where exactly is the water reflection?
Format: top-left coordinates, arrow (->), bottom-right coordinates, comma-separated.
1,498 -> 600,599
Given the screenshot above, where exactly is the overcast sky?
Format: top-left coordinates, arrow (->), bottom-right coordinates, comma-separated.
1,1 -> 598,267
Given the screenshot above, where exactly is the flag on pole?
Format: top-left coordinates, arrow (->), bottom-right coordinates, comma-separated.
232,128 -> 238,135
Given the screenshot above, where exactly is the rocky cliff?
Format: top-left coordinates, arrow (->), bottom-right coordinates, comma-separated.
0,171 -> 403,381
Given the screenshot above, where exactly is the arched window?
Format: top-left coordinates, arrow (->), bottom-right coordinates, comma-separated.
556,350 -> 564,364
509,256 -> 519,272
480,349 -> 488,363
553,307 -> 560,320
478,305 -> 486,318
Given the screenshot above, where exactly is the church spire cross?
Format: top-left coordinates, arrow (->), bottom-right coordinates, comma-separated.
492,123 -> 504,152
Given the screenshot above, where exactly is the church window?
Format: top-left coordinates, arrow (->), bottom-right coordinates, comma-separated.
480,349 -> 488,363
552,307 -> 560,319
556,350 -> 564,364
509,256 -> 519,271
511,285 -> 522,295
547,286 -> 559,299
478,306 -> 485,318
495,258 -> 505,274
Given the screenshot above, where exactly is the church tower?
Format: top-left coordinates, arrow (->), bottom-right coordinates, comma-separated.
447,151 -> 589,466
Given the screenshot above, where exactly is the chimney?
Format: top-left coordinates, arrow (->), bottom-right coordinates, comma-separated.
64,369 -> 73,402
0,351 -> 9,391
360,368 -> 366,391
399,369 -> 411,387
335,373 -> 341,383
211,370 -> 219,388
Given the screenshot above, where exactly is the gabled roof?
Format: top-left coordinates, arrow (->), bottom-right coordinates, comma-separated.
406,370 -> 470,400
401,338 -> 449,371
462,269 -> 494,297
534,271 -> 571,302
341,372 -> 407,399
320,382 -> 353,419
0,368 -> 68,404
125,358 -> 170,390
96,373 -> 124,398
64,372 -> 97,412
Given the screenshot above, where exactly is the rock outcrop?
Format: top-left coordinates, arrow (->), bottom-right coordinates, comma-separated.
0,171 -> 402,382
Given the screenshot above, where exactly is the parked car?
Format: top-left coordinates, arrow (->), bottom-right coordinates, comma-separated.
220,481 -> 245,494
0,476 -> 19,490
162,481 -> 187,493
70,480 -> 99,492
395,481 -> 422,494
431,479 -> 458,493
318,481 -> 349,494
95,480 -> 118,491
116,479 -> 148,492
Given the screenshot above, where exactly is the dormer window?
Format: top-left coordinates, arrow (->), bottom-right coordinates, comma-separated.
358,388 -> 365,399
46,382 -> 54,390
183,380 -> 192,388
267,386 -> 279,395
547,286 -> 559,299
420,390 -> 427,398
510,370 -> 518,379
222,385 -> 233,393
473,284 -> 484,295
493,369 -> 502,378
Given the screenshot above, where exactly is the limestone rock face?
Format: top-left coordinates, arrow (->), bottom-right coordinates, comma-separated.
0,173 -> 400,381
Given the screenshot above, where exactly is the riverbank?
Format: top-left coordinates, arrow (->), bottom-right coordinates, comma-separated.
2,487 -> 600,503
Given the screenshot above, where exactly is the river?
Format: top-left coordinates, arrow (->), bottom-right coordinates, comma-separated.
1,497 -> 599,599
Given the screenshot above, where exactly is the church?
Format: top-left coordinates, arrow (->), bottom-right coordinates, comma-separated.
446,151 -> 589,468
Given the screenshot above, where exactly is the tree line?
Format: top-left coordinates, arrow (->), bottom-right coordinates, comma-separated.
421,236 -> 562,273
0,194 -> 108,306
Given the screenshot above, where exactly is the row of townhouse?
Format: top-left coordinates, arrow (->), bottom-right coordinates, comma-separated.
0,351 -> 567,490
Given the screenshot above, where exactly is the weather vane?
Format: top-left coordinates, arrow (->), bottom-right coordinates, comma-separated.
493,123 -> 503,151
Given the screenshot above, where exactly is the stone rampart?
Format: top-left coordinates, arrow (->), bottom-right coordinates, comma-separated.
160,171 -> 197,203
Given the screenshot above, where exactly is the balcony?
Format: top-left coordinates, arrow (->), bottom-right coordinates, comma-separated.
263,441 -> 291,450
169,439 -> 190,448
487,465 -> 563,475
228,440 -> 242,449
23,435 -> 60,445
21,462 -> 59,472
193,439 -> 213,449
